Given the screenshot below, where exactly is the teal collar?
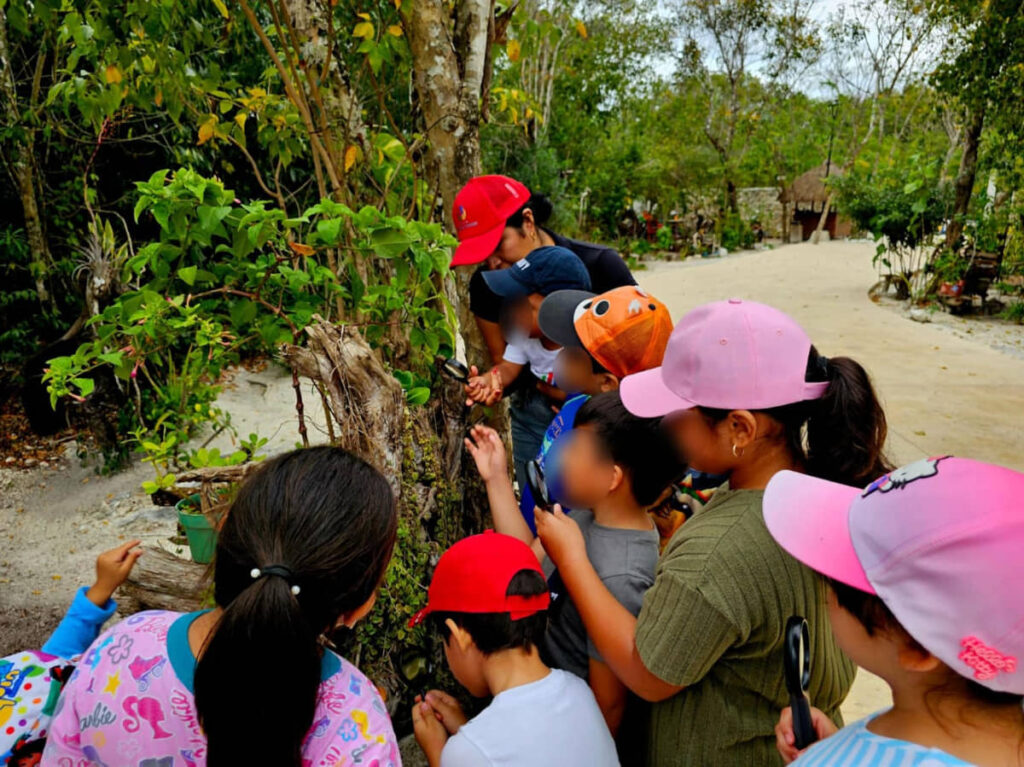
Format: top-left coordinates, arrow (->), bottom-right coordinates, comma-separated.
167,610 -> 343,694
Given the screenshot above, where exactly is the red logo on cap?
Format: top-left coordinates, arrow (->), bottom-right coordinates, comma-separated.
960,636 -> 1017,681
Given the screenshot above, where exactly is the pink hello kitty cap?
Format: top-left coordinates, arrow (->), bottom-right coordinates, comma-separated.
764,457 -> 1024,694
620,299 -> 828,417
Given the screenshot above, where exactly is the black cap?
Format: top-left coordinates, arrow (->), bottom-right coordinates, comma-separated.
537,290 -> 596,348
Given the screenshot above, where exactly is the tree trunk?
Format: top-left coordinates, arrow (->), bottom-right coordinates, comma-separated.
0,9 -> 52,307
946,107 -> 985,249
403,0 -> 493,369
811,193 -> 834,245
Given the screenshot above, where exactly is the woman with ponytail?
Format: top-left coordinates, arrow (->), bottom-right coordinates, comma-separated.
534,299 -> 892,766
43,446 -> 400,767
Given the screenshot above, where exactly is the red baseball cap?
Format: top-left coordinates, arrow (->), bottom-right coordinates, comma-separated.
450,175 -> 530,267
408,532 -> 550,627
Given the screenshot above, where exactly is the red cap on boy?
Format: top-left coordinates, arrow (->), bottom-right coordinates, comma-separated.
408,532 -> 550,627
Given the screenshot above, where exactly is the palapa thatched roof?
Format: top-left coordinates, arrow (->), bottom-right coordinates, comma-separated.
779,163 -> 843,208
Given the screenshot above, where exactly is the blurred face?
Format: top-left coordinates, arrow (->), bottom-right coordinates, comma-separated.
557,348 -> 602,395
664,409 -> 734,475
558,424 -> 619,508
506,294 -> 544,339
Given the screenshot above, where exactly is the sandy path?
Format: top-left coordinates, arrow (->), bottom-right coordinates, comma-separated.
637,240 -> 1024,722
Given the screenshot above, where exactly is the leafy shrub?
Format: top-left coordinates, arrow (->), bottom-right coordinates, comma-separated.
44,169 -> 457,489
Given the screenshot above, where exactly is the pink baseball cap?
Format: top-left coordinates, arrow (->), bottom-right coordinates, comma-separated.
764,457 -> 1024,694
620,299 -> 828,417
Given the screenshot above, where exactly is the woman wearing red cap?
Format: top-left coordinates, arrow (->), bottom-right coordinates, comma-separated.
450,175 -> 636,365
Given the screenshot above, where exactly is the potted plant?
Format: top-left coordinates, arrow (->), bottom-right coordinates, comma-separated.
175,492 -> 227,564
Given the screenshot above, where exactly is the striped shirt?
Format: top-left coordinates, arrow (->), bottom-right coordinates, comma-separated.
793,715 -> 973,766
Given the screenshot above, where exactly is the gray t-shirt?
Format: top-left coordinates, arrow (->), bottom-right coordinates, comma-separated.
440,669 -> 619,767
542,509 -> 660,679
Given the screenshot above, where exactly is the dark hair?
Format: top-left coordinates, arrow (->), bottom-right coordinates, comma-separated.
506,192 -> 553,230
830,580 -> 1024,714
589,353 -> 610,375
575,391 -> 687,506
194,447 -> 398,767
701,347 -> 892,487
432,569 -> 548,655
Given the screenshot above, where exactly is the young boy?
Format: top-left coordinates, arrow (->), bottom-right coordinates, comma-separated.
410,532 -> 618,767
463,245 -> 591,496
465,392 -> 685,740
1,540 -> 142,764
516,285 -> 673,524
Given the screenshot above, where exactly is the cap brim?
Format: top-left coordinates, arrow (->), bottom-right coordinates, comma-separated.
538,290 -> 595,348
408,606 -> 432,628
482,267 -> 530,298
450,225 -> 503,267
620,367 -> 697,417
763,471 -> 874,594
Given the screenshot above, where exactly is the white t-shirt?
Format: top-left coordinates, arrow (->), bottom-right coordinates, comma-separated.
503,338 -> 561,385
440,669 -> 619,767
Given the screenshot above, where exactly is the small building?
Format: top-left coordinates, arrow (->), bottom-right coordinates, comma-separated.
779,164 -> 853,241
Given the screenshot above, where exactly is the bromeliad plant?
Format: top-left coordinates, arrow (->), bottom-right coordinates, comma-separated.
44,169 -> 457,485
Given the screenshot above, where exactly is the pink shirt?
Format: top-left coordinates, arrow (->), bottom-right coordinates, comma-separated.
41,610 -> 400,766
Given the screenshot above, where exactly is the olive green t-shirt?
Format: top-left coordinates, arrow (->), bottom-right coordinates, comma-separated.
635,485 -> 855,766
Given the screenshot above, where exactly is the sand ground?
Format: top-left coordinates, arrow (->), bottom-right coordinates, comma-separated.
637,240 -> 1024,720
3,239 -> 1023,721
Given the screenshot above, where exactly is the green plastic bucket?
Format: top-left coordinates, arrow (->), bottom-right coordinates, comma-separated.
176,495 -> 218,564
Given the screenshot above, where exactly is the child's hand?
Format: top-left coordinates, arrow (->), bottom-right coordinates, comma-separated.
413,697 -> 449,767
422,690 -> 467,735
464,425 -> 509,485
85,539 -> 143,607
534,504 -> 587,569
464,365 -> 502,406
774,705 -> 838,763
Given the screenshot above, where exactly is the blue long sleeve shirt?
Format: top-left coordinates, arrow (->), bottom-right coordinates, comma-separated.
41,586 -> 117,659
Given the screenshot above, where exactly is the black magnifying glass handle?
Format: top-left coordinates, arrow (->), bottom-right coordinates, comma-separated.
526,459 -> 552,512
784,616 -> 817,750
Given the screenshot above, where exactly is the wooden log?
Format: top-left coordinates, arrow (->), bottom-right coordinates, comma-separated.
119,546 -> 209,615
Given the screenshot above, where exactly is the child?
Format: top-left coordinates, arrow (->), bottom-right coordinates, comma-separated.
535,299 -> 893,766
42,447 -> 400,767
515,285 -> 674,525
466,391 -> 685,738
1,540 -> 142,765
464,245 -> 591,493
765,457 -> 1024,766
409,532 -> 619,767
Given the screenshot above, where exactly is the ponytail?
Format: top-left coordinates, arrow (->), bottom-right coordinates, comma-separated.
805,352 -> 892,487
711,347 -> 893,487
194,447 -> 397,767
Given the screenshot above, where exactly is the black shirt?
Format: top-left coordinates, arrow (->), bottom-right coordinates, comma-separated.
468,231 -> 636,323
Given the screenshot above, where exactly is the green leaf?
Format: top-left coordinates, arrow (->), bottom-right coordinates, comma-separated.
371,228 -> 413,258
74,378 -> 95,397
177,266 -> 198,286
406,386 -> 431,405
315,218 -> 342,244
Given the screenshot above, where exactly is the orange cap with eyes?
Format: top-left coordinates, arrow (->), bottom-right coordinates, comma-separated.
573,286 -> 674,379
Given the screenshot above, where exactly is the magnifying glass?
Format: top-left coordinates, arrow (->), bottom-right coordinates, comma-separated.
438,357 -> 470,383
784,615 -> 817,750
526,459 -> 552,513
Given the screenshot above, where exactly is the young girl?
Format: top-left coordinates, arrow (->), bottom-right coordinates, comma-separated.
766,456 -> 1024,766
42,447 -> 400,767
535,298 -> 892,766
